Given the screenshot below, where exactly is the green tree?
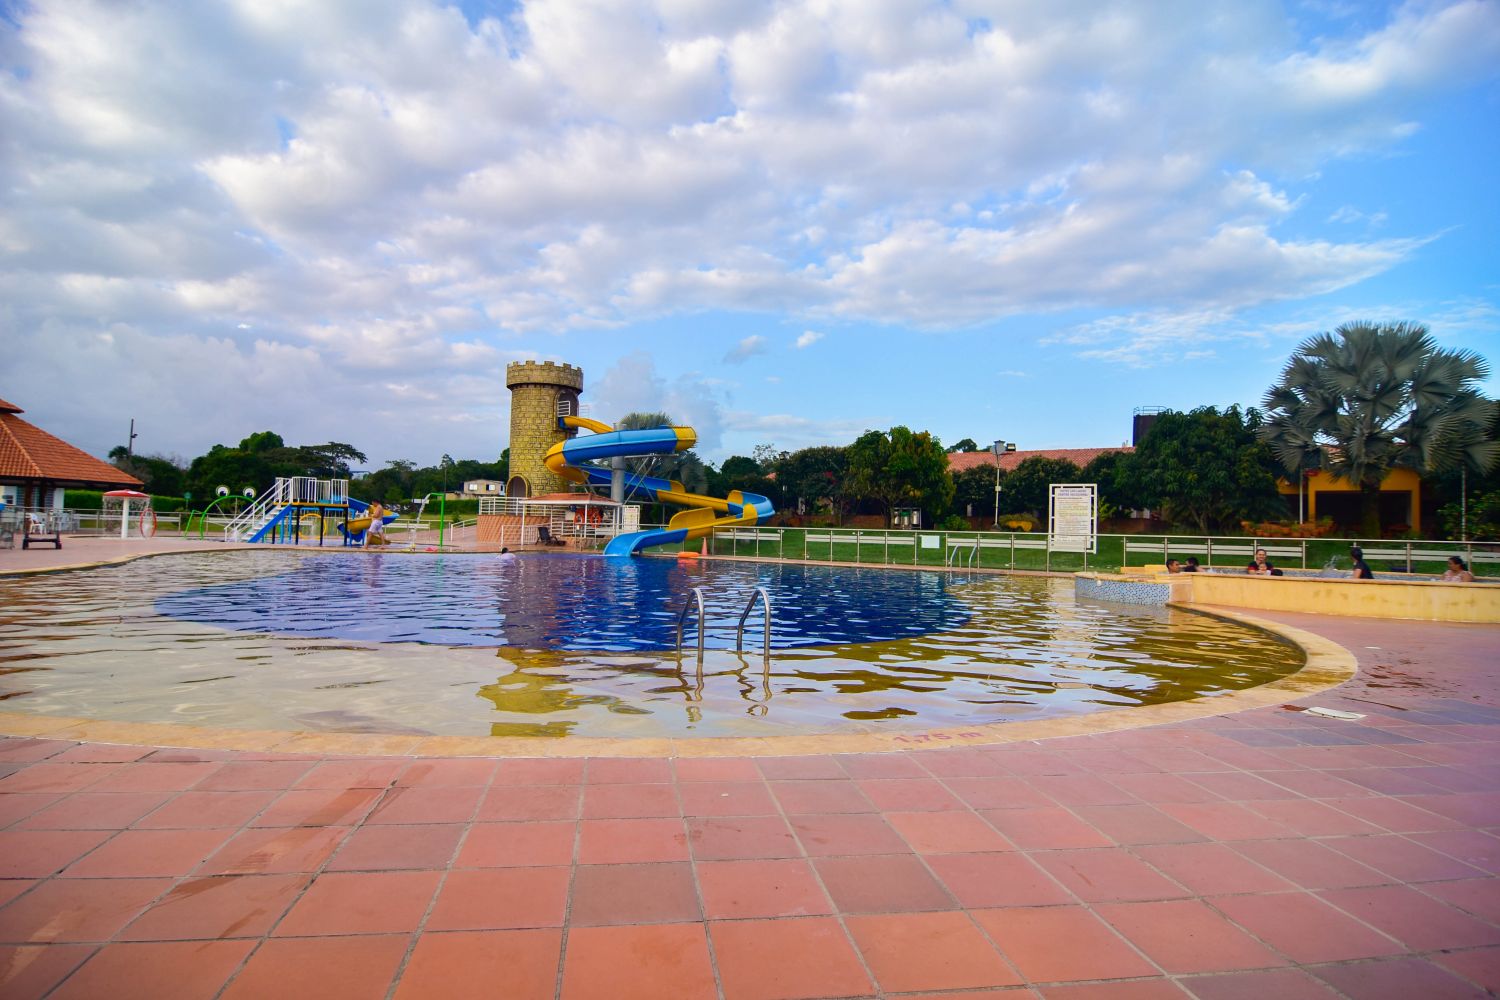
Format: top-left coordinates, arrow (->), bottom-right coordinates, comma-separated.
1260,321 -> 1498,536
294,442 -> 368,479
950,465 -> 999,521
110,451 -> 187,497
948,438 -> 980,453
719,455 -> 762,480
1122,406 -> 1283,533
846,427 -> 953,527
1001,457 -> 1081,518
773,446 -> 848,520
238,431 -> 286,453
1080,450 -> 1141,518
359,459 -> 417,505
602,413 -> 711,526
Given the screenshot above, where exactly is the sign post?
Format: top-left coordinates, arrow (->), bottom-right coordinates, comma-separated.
1048,483 -> 1097,568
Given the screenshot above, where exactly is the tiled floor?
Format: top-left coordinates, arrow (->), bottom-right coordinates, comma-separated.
0,611 -> 1497,999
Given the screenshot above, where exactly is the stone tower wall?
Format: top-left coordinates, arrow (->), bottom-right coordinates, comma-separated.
505,361 -> 583,497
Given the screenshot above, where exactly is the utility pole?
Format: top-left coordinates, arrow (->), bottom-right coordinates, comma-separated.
1461,466 -> 1468,542
991,440 -> 1008,529
126,419 -> 138,461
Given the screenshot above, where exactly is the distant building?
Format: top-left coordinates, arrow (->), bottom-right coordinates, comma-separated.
0,395 -> 143,509
462,479 -> 506,496
946,446 -> 1130,475
1277,465 -> 1422,531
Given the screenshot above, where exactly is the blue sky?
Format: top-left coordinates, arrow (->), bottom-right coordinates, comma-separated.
1,0 -> 1496,469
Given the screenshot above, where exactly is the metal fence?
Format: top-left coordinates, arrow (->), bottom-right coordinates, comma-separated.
706,526 -> 1497,577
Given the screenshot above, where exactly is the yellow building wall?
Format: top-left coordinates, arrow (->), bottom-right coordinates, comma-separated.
1278,467 -> 1422,526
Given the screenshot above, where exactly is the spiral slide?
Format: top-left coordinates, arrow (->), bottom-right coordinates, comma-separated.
544,416 -> 774,558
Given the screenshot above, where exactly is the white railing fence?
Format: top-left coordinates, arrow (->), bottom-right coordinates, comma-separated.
705,526 -> 1496,577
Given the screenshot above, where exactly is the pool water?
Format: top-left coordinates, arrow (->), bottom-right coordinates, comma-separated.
153,551 -> 970,650
0,551 -> 1302,739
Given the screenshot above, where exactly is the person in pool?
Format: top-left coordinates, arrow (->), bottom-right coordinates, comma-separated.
1443,556 -> 1474,582
1349,546 -> 1374,580
497,547 -> 517,563
1246,549 -> 1274,575
1183,557 -> 1201,572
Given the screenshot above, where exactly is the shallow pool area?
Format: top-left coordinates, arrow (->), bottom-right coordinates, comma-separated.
0,551 -> 1303,739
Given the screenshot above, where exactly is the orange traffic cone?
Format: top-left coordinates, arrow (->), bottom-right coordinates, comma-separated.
701,538 -> 709,557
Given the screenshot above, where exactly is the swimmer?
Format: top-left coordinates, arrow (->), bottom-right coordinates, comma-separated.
1443,556 -> 1474,583
497,546 -> 517,563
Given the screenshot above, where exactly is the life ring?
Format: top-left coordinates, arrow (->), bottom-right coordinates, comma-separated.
677,551 -> 699,560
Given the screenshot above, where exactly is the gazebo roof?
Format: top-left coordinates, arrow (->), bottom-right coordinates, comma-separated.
0,396 -> 144,489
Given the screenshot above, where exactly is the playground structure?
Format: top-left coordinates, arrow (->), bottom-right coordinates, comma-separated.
545,415 -> 773,557
222,477 -> 396,545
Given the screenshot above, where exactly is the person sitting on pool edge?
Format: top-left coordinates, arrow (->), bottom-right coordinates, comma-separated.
1245,549 -> 1274,575
1350,546 -> 1374,580
1443,556 -> 1474,582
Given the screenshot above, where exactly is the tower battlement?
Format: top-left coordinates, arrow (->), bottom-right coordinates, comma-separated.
505,361 -> 584,498
506,361 -> 584,392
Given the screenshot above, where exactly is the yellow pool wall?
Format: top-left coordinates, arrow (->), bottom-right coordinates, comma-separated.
1109,569 -> 1499,624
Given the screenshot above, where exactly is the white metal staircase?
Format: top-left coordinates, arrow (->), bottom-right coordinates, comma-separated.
224,477 -> 349,543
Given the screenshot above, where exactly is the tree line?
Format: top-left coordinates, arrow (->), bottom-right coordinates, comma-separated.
111,322 -> 1497,538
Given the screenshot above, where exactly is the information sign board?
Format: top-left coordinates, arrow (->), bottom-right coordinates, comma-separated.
1048,483 -> 1097,553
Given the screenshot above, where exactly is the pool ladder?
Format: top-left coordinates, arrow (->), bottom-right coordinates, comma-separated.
674,586 -> 773,662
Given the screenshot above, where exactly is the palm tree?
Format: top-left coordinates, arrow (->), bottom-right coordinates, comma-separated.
614,412 -> 709,497
1259,321 -> 1497,535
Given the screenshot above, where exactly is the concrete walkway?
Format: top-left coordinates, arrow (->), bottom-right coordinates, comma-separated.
0,612 -> 1497,998
0,536 -> 256,576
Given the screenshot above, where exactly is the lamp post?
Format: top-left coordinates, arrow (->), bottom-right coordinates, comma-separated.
991,440 -> 1007,529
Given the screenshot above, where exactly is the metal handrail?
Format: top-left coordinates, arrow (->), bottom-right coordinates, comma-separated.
735,587 -> 772,659
674,587 -> 707,660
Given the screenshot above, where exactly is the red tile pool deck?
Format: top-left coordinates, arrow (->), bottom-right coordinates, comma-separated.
1,610 -> 1497,999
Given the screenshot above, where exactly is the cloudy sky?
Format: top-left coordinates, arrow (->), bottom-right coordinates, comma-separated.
2,0 -> 1497,472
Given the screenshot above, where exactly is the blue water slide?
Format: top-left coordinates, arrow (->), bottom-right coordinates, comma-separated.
543,419 -> 773,558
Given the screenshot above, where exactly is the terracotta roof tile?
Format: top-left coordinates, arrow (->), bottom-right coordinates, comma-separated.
946,446 -> 1131,473
0,405 -> 143,488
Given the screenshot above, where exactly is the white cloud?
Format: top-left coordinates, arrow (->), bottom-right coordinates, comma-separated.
1,0 -> 1495,457
724,334 -> 769,364
795,330 -> 823,348
585,352 -> 728,454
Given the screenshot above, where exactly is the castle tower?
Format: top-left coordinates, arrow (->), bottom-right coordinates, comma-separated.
505,361 -> 584,498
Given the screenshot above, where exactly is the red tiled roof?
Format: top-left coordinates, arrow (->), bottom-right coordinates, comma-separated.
946,446 -> 1131,474
0,401 -> 143,487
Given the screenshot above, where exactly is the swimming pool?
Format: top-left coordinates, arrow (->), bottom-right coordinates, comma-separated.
0,551 -> 1301,739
